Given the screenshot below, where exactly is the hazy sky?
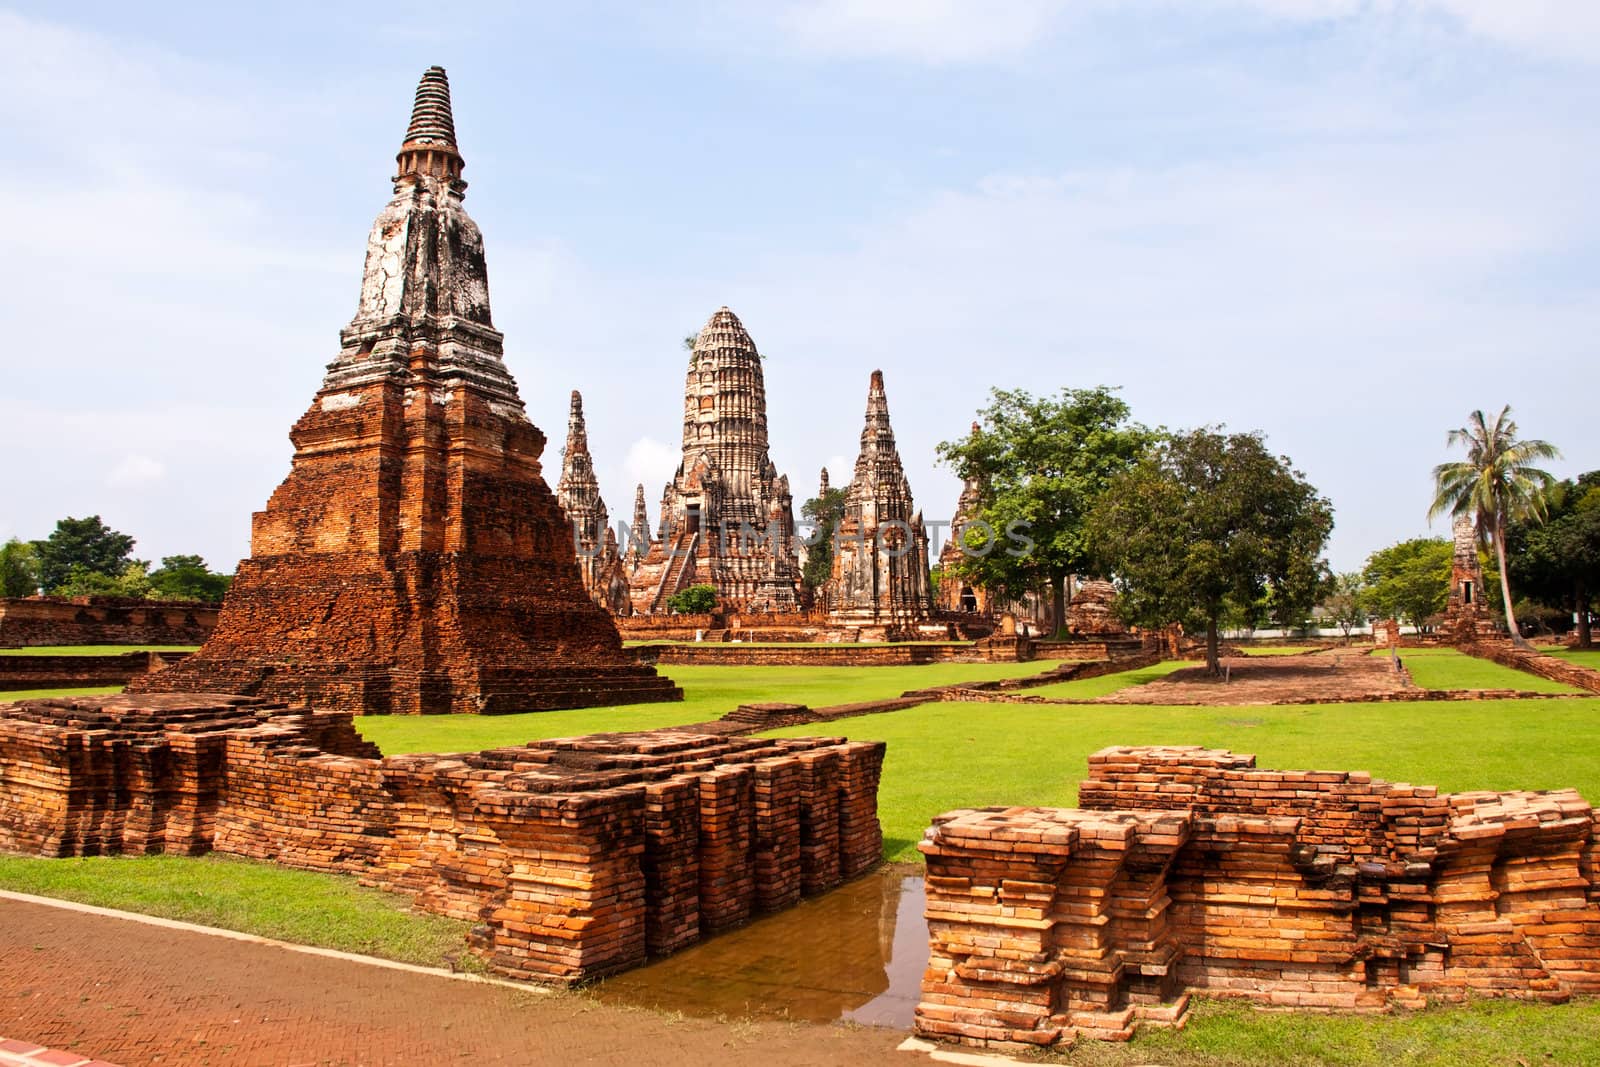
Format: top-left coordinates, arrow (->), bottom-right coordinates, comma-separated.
1,1 -> 1595,574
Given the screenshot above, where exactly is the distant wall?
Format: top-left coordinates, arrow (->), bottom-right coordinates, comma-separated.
0,651 -> 190,691
0,597 -> 217,648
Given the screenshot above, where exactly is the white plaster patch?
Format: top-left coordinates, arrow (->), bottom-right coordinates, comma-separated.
320,392 -> 363,412
431,389 -> 455,406
488,401 -> 525,421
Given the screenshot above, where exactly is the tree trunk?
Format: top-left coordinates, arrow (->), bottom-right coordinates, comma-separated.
1051,572 -> 1067,639
1493,520 -> 1527,647
1205,616 -> 1221,676
1578,582 -> 1592,648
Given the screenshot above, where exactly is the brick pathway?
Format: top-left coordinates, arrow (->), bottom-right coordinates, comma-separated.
0,899 -> 908,1066
1097,648 -> 1411,704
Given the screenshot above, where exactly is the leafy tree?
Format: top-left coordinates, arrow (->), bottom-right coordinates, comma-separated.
1321,571 -> 1370,642
1085,428 -> 1334,675
53,560 -> 154,599
937,387 -> 1153,637
33,516 -> 137,593
1507,471 -> 1600,647
800,487 -> 847,593
1362,538 -> 1452,631
667,583 -> 718,614
148,555 -> 233,604
0,539 -> 41,598
1429,405 -> 1559,643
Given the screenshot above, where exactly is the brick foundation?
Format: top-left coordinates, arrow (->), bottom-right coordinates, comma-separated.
918,746 -> 1600,1051
0,694 -> 884,985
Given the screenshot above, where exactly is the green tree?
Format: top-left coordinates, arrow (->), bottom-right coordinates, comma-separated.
1429,405 -> 1560,644
0,539 -> 41,597
667,583 -> 718,614
936,387 -> 1153,637
54,560 -> 154,599
33,516 -> 137,593
1507,471 -> 1600,647
1085,428 -> 1334,675
800,486 -> 847,593
1362,538 -> 1452,631
1321,571 -> 1370,642
148,554 -> 234,604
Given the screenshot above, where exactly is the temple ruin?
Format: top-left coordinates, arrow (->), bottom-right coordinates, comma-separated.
129,67 -> 678,715
822,371 -> 932,636
556,390 -> 632,615
627,308 -> 804,615
0,692 -> 884,984
918,746 -> 1600,1050
1441,513 -> 1497,642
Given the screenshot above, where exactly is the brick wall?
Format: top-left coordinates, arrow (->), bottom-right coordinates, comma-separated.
918,745 -> 1600,1051
0,598 -> 217,648
0,694 -> 885,985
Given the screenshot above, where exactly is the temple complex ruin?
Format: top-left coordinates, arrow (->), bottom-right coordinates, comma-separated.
627,308 -> 803,615
556,391 -> 631,615
822,371 -> 932,636
918,746 -> 1600,1050
0,692 -> 884,984
128,67 -> 678,714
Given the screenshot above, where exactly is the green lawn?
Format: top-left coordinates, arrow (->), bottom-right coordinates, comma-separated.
769,696 -> 1600,863
1058,996 -> 1600,1067
1554,647 -> 1600,670
0,685 -> 123,702
0,645 -> 199,656
0,853 -> 474,969
357,660 -> 1057,754
1024,660 -> 1190,700
1380,648 -> 1581,693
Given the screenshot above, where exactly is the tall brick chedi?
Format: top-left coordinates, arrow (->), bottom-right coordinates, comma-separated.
133,67 -> 679,715
556,390 -> 631,615
628,308 -> 803,613
825,370 -> 932,632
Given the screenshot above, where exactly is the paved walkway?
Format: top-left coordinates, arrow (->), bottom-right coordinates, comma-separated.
0,898 -> 909,1066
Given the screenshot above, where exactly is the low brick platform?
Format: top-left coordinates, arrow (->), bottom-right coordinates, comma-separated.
0,694 -> 884,984
0,652 -> 190,693
917,746 -> 1600,1051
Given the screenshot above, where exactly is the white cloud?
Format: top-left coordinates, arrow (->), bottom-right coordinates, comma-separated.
106,454 -> 168,489
775,0 -> 1063,63
622,437 -> 681,499
745,0 -> 1600,64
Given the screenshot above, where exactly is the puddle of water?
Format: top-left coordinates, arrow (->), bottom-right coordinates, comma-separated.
593,867 -> 927,1029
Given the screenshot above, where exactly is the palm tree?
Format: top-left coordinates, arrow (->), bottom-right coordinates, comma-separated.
1429,405 -> 1560,644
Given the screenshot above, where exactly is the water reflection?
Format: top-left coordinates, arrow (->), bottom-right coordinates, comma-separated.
594,868 -> 927,1029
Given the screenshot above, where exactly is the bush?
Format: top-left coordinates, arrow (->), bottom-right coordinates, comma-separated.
667,584 -> 717,614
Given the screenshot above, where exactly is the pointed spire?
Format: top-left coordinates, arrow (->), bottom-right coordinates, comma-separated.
693,306 -> 757,356
632,483 -> 651,543
864,369 -> 892,432
820,467 -> 830,495
567,389 -> 587,448
396,66 -> 464,184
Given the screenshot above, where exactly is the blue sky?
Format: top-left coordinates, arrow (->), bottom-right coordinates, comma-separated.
1,1 -> 1595,575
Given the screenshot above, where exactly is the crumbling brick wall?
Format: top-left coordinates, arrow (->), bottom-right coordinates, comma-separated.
0,694 -> 885,984
0,597 -> 217,648
918,746 -> 1600,1051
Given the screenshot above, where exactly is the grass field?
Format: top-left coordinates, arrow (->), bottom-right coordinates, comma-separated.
0,685 -> 123,701
0,853 -> 474,969
1373,647 -> 1582,693
1053,996 -> 1600,1066
769,692 -> 1600,863
0,645 -> 199,656
356,659 -> 1057,754
1554,647 -> 1600,670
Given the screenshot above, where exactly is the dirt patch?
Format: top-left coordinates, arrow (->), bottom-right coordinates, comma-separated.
1097,647 -> 1411,705
0,898 -> 907,1066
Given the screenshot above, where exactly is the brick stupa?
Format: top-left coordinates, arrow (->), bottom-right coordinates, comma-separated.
132,67 -> 681,715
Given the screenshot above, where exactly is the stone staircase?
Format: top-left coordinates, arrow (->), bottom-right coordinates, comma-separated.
650,531 -> 699,613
